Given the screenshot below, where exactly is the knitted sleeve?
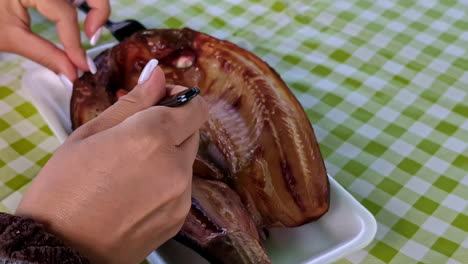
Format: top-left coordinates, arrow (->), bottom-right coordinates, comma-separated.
0,212 -> 90,264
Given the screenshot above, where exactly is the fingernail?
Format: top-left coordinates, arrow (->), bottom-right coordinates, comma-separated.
58,74 -> 73,90
138,59 -> 159,84
90,27 -> 103,46
87,56 -> 97,74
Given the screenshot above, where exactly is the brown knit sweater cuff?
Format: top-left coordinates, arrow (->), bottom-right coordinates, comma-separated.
0,212 -> 90,264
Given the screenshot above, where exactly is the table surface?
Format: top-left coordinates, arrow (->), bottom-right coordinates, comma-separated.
0,0 -> 467,263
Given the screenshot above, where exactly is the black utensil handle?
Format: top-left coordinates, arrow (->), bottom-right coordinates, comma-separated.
77,2 -> 91,12
157,87 -> 201,107
78,2 -> 114,27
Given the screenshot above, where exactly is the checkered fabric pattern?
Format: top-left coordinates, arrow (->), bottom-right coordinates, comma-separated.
0,0 -> 467,263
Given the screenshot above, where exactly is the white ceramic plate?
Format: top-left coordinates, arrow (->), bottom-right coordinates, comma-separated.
21,44 -> 376,264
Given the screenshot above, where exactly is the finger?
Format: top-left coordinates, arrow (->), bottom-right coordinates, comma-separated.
71,60 -> 166,139
6,27 -> 77,80
129,93 -> 209,146
33,0 -> 89,72
177,131 -> 201,165
164,84 -> 192,97
165,84 -> 186,95
84,0 -> 111,42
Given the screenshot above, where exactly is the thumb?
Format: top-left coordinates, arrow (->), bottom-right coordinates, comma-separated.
83,0 -> 111,44
72,59 -> 165,140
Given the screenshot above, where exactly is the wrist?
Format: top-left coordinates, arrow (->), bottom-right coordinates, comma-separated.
0,212 -> 91,263
15,207 -> 105,263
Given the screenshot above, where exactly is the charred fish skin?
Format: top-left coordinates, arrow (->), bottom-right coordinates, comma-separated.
176,177 -> 271,264
175,231 -> 271,264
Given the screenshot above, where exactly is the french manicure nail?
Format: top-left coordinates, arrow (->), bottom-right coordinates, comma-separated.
58,74 -> 73,90
87,56 -> 97,74
138,59 -> 159,84
90,27 -> 103,46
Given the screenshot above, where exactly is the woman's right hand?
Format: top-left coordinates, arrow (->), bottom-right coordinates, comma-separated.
16,60 -> 209,264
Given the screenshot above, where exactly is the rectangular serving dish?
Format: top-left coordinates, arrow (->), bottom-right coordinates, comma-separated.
21,43 -> 376,264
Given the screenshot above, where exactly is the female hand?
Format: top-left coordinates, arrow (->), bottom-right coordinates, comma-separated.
0,0 -> 110,84
16,60 -> 209,264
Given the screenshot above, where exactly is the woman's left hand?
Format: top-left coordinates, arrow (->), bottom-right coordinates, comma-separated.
0,0 -> 110,82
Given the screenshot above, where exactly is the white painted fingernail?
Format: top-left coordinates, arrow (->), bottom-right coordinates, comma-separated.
77,69 -> 84,78
138,59 -> 159,84
90,27 -> 103,46
87,56 -> 97,74
58,74 -> 73,90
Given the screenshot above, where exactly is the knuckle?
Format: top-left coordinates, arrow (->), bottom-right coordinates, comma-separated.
118,92 -> 140,105
92,0 -> 112,15
180,197 -> 192,217
68,10 -> 78,21
198,96 -> 209,116
171,177 -> 190,198
192,95 -> 208,111
189,96 -> 209,124
63,1 -> 78,16
38,53 -> 58,71
130,132 -> 154,153
65,43 -> 84,54
1,30 -> 15,52
57,4 -> 78,22
168,170 -> 191,194
176,220 -> 186,232
155,108 -> 174,128
172,206 -> 190,232
103,4 -> 112,17
131,127 -> 159,153
152,108 -> 177,142
37,48 -> 70,74
168,222 -> 184,238
71,121 -> 96,138
113,114 -> 153,152
136,124 -> 161,147
201,100 -> 210,121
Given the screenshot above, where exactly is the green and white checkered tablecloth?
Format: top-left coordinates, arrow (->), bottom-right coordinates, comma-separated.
0,0 -> 467,263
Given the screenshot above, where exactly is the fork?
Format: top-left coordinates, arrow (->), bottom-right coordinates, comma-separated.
78,2 -> 146,42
